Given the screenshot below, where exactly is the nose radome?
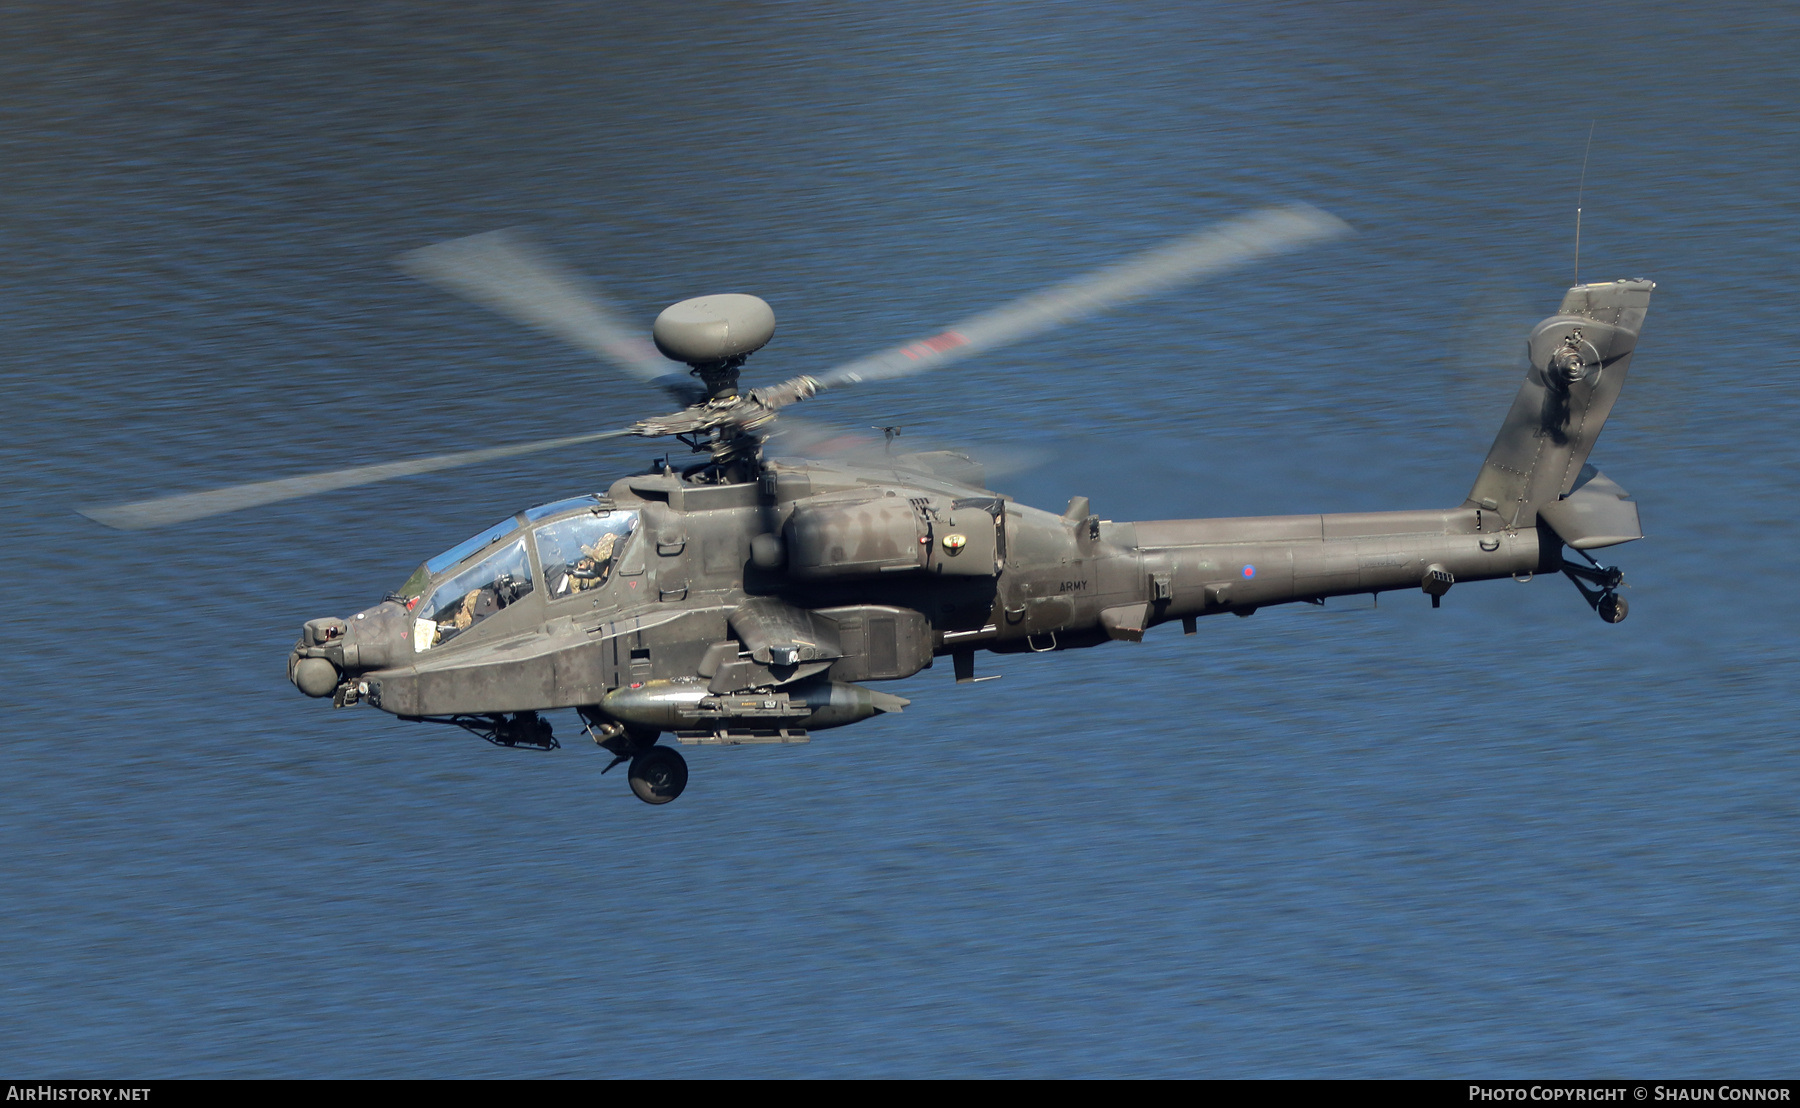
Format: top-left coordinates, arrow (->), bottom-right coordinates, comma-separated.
291,654 -> 340,698
337,601 -> 409,672
288,601 -> 409,699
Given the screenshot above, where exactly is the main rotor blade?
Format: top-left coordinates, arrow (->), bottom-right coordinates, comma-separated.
77,428 -> 633,531
810,204 -> 1349,390
767,416 -> 1045,480
399,230 -> 696,401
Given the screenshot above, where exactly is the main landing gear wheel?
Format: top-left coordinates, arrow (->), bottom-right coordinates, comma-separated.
1598,592 -> 1628,624
629,745 -> 689,805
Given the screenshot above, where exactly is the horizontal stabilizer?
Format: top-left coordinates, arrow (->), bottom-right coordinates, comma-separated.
1537,465 -> 1642,550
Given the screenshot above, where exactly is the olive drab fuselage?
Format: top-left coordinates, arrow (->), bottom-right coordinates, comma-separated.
300,447 -> 1548,720
288,278 -> 1652,755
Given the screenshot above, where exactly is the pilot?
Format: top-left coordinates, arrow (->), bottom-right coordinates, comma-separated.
568,532 -> 618,592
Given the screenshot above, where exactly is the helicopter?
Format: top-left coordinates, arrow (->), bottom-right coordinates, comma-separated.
80,205 -> 1651,805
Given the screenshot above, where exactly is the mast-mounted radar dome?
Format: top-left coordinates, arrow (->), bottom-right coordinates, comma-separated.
653,294 -> 776,366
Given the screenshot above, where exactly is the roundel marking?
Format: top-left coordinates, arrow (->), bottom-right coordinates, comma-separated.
1242,564 -> 1256,578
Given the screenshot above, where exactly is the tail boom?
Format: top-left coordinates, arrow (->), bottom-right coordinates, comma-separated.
978,279 -> 1653,648
1118,507 -> 1540,621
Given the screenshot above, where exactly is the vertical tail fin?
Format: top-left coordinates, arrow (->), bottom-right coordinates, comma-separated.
1467,279 -> 1654,528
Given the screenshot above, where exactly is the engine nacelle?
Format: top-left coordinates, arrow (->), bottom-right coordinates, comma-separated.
782,489 -> 1003,580
784,488 -> 927,579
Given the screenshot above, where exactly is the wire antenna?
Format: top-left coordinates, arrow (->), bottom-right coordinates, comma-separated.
1574,121 -> 1596,285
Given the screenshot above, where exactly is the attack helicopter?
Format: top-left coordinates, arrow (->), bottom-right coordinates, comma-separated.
80,205 -> 1652,805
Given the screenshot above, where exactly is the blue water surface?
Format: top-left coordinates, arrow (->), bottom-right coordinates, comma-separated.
2,1 -> 1797,1077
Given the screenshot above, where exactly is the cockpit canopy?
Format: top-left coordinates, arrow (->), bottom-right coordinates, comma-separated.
414,535 -> 533,650
395,495 -> 640,653
533,506 -> 636,600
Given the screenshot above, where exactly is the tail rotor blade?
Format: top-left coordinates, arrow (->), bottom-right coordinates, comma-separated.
399,230 -> 694,399
811,204 -> 1349,391
77,428 -> 634,530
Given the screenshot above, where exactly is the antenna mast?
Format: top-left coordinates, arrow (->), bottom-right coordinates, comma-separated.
1574,121 -> 1596,285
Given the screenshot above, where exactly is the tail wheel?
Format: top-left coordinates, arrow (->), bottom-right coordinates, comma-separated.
628,745 -> 689,805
